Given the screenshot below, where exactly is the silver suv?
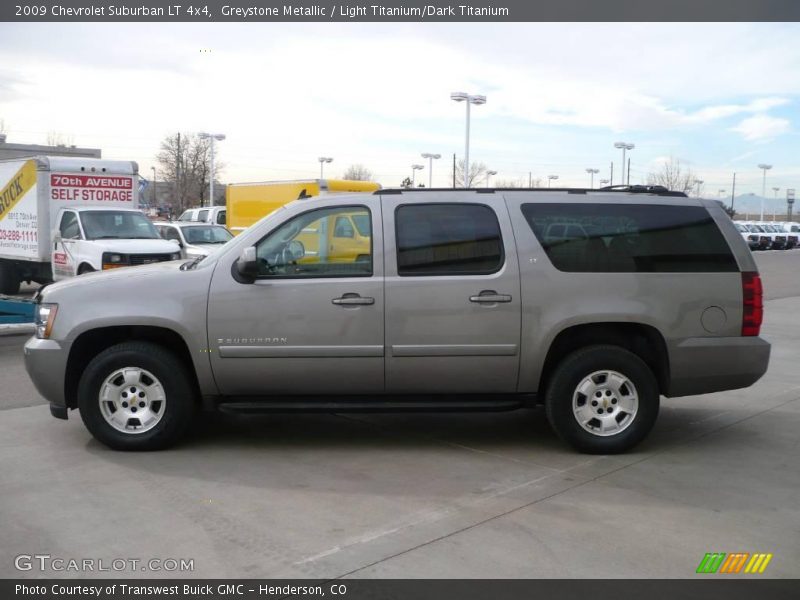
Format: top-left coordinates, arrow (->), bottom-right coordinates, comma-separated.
24,188 -> 770,453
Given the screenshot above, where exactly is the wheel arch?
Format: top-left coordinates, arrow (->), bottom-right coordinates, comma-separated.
64,325 -> 200,409
539,322 -> 670,397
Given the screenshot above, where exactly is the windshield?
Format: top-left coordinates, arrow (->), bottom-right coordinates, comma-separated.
80,211 -> 161,240
735,224 -> 746,232
183,225 -> 233,244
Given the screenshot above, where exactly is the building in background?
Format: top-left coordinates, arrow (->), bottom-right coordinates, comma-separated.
0,134 -> 101,160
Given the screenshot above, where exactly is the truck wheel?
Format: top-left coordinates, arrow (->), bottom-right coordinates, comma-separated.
0,262 -> 21,295
78,264 -> 95,275
545,345 -> 659,454
77,342 -> 196,451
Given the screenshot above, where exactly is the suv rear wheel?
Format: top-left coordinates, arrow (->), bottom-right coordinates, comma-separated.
77,342 -> 195,451
545,345 -> 659,454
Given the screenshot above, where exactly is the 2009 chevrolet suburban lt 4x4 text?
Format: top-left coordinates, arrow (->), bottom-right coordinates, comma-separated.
24,186 -> 770,453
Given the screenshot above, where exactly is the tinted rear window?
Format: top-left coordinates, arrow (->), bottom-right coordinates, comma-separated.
521,203 -> 738,273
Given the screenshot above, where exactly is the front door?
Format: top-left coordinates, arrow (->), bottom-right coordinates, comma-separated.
52,210 -> 81,280
382,192 -> 522,393
207,200 -> 384,396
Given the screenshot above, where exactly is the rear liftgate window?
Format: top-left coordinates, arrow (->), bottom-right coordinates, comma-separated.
396,204 -> 504,276
521,203 -> 738,273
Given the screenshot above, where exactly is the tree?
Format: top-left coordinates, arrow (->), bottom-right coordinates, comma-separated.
647,157 -> 700,195
495,177 -> 540,188
454,159 -> 488,188
341,164 -> 373,181
400,177 -> 413,189
155,133 -> 225,211
46,131 -> 74,146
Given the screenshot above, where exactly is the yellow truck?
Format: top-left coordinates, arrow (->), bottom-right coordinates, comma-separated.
226,178 -> 380,235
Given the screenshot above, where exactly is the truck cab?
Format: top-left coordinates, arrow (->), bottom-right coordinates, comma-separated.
52,207 -> 181,279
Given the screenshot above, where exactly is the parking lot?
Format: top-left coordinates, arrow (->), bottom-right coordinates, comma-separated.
1,250 -> 798,579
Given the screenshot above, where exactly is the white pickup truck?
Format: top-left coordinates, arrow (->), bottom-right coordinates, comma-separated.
0,156 -> 180,293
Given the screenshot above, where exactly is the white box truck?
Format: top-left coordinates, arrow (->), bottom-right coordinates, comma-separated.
0,156 -> 181,294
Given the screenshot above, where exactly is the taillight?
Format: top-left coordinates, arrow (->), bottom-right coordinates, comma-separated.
742,272 -> 763,336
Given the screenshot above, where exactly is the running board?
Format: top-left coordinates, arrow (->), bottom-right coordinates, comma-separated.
216,397 -> 529,414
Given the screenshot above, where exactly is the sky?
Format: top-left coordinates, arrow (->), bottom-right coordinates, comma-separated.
1,22 -> 799,213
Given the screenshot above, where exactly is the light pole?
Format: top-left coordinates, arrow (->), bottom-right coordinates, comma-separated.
451,91 -> 486,188
199,132 -> 225,207
772,186 -> 780,221
486,170 -> 497,188
548,175 -> 559,188
411,164 -> 424,187
318,156 -> 333,179
421,153 -> 441,188
757,163 -> 772,221
614,142 -> 635,186
586,168 -> 599,189
599,179 -> 610,187
694,179 -> 704,199
150,166 -> 156,207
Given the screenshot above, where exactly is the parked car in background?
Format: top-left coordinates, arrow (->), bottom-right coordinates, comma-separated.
756,223 -> 788,249
177,206 -> 227,226
771,222 -> 799,248
26,187 -> 770,455
738,223 -> 771,250
734,223 -> 761,250
154,222 -> 233,259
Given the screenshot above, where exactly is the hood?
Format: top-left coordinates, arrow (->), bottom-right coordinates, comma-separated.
186,243 -> 225,256
40,259 -> 188,298
85,238 -> 180,253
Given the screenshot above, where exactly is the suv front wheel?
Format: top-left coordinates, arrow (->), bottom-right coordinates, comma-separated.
545,345 -> 659,454
77,342 -> 196,451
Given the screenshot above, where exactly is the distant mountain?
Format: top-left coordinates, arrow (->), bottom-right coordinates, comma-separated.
708,193 -> 794,218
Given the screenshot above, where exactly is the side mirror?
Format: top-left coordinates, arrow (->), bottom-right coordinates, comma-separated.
236,246 -> 259,281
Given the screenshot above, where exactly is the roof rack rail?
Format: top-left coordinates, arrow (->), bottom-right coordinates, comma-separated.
375,186 -> 686,197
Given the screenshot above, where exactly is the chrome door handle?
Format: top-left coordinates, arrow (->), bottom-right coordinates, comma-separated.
332,293 -> 375,306
469,290 -> 512,303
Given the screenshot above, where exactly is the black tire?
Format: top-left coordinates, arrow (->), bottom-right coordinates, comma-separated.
77,264 -> 95,275
545,345 -> 659,454
77,342 -> 196,451
0,261 -> 20,295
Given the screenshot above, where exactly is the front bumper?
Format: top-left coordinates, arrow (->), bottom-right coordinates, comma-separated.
667,336 -> 771,397
24,337 -> 71,417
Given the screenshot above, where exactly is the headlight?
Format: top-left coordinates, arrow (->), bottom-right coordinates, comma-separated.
35,303 -> 58,339
102,252 -> 128,269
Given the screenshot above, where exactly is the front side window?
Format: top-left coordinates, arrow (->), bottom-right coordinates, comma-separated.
217,210 -> 226,225
159,226 -> 181,242
395,203 -> 504,276
254,206 -> 372,278
198,209 -> 209,222
177,210 -> 194,222
59,212 -> 81,239
521,203 -> 738,273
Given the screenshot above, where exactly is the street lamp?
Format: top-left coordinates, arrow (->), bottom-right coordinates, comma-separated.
694,179 -> 704,199
757,164 -> 772,221
599,179 -> 610,187
198,132 -> 226,207
772,186 -> 780,221
614,142 -> 635,186
411,164 -> 424,187
548,174 -> 559,188
421,152 -> 441,188
318,156 -> 333,179
586,168 -> 599,189
718,189 -> 726,198
150,166 -> 156,207
486,170 -> 497,188
451,91 -> 486,188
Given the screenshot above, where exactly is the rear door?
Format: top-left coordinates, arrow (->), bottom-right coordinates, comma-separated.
382,192 -> 522,393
